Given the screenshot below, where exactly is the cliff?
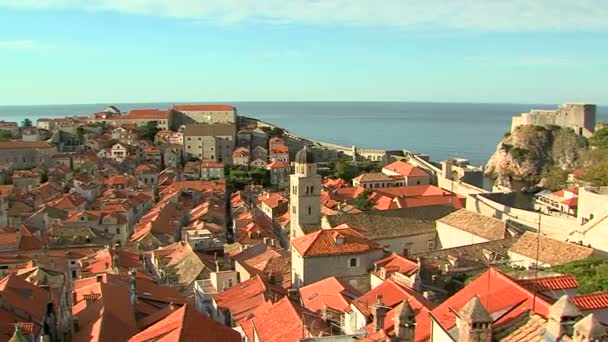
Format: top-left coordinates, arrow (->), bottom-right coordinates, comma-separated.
484,125 -> 586,187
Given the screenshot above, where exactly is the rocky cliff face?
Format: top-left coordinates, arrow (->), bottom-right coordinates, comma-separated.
484,125 -> 586,187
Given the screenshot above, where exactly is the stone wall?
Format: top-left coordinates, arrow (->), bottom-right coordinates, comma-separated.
510,103 -> 596,138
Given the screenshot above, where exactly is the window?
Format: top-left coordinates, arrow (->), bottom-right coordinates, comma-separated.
308,206 -> 312,215
292,205 -> 296,214
116,228 -> 121,234
348,257 -> 359,268
428,240 -> 434,251
310,186 -> 314,193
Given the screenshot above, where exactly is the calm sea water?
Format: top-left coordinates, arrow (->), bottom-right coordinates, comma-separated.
0,102 -> 605,165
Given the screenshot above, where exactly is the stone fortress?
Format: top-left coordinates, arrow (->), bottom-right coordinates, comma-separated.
511,102 -> 596,137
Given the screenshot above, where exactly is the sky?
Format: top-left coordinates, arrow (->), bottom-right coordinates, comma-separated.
1,1 -> 608,105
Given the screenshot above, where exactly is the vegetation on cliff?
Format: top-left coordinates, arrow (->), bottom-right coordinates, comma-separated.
486,124 -> 608,189
484,125 -> 586,186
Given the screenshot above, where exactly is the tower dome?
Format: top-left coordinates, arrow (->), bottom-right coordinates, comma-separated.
295,145 -> 315,164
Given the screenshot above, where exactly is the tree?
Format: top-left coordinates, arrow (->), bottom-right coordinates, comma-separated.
581,160 -> 608,186
589,126 -> 608,149
551,257 -> 608,294
354,189 -> 374,211
249,168 -> 270,186
138,121 -> 160,141
20,118 -> 32,128
541,166 -> 569,191
334,161 -> 358,181
0,130 -> 13,140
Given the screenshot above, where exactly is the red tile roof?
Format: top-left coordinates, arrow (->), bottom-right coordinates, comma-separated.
291,226 -> 383,257
299,277 -> 361,313
0,140 -> 54,150
431,268 -> 551,332
0,274 -> 49,323
240,297 -> 329,342
373,253 -> 419,277
383,161 -> 429,177
172,104 -> 234,111
517,274 -> 580,292
260,192 -> 288,209
72,282 -> 138,342
213,275 -> 269,324
572,292 -> 608,310
18,225 -> 44,250
114,109 -> 169,120
49,192 -> 86,210
356,279 -> 433,342
130,304 -> 240,342
270,145 -> 288,154
267,161 -> 290,169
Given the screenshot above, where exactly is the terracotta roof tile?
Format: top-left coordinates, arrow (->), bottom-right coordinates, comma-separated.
383,161 -> 429,177
572,292 -> 608,310
131,303 -> 240,342
291,226 -> 383,257
0,140 -> 54,150
517,274 -> 580,292
240,297 -> 329,342
299,277 -> 361,313
213,275 -> 269,324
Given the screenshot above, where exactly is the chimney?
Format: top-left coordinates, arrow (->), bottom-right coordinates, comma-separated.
457,296 -> 492,342
545,295 -> 583,340
394,300 -> 416,342
572,313 -> 607,342
129,268 -> 137,305
371,295 -> 388,332
402,244 -> 409,257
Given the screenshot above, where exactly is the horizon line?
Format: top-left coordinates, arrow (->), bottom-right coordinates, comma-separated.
2,100 -> 607,108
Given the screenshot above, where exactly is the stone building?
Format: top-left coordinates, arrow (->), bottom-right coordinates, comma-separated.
289,146 -> 322,238
0,140 -> 57,169
290,225 -> 385,292
183,124 -> 236,163
172,104 -> 237,124
102,108 -> 174,130
511,103 -> 596,137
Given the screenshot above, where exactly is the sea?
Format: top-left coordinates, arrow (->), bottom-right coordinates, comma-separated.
0,102 -> 606,166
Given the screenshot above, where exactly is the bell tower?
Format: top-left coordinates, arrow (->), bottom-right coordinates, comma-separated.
289,145 -> 321,238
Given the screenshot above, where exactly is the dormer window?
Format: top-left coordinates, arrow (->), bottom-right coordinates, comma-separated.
333,232 -> 345,245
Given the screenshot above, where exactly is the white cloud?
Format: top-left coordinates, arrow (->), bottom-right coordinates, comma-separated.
1,0 -> 608,31
0,40 -> 38,49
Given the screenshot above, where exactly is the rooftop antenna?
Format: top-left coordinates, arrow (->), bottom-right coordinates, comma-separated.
532,213 -> 542,314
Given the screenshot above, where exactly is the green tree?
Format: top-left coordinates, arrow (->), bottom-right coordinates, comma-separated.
0,130 -> 13,140
138,121 -> 160,141
249,168 -> 270,186
40,170 -> 49,183
551,257 -> 608,294
541,166 -> 569,191
581,160 -> 608,186
589,126 -> 608,149
354,189 -> 374,211
334,161 -> 358,181
20,118 -> 33,128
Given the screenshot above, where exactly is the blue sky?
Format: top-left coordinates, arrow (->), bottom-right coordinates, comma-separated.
1,1 -> 607,105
